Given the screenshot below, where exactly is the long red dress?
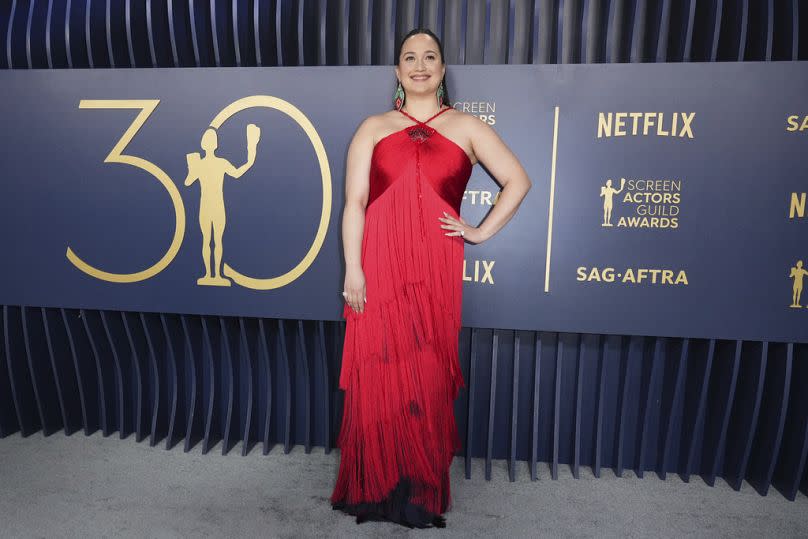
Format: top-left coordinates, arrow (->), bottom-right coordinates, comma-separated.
330,106 -> 473,528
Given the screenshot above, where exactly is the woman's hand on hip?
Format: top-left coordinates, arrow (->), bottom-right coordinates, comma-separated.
439,212 -> 485,244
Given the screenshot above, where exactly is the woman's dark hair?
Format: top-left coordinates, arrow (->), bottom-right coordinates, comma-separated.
394,28 -> 451,107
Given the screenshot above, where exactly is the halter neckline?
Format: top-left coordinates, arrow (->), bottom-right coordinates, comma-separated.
397,106 -> 451,125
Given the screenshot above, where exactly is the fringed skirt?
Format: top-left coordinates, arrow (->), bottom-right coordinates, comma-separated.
330,154 -> 466,528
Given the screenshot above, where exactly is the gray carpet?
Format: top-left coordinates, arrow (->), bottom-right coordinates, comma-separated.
0,432 -> 806,538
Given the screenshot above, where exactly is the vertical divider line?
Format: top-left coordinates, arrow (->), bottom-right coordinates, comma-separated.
544,105 -> 559,293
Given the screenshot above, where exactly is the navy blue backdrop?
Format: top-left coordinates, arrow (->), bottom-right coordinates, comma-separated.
1,61 -> 806,343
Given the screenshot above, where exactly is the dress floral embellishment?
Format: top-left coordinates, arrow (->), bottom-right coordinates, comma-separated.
407,125 -> 434,143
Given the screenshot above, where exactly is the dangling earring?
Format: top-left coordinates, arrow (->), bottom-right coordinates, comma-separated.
436,79 -> 446,107
394,81 -> 405,110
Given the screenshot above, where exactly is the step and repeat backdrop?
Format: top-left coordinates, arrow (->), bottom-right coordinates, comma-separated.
0,63 -> 806,343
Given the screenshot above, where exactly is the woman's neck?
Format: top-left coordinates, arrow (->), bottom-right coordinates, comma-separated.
401,97 -> 445,121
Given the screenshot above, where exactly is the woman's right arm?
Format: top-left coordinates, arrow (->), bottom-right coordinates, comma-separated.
342,117 -> 376,314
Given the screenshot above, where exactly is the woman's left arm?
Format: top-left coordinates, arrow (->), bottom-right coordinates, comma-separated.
442,116 -> 532,244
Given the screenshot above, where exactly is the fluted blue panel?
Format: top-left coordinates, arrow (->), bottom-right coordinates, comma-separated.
20,308 -> 60,436
5,306 -> 40,435
80,309 -> 113,436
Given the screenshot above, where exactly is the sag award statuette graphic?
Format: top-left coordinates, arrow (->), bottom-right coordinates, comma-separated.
600,178 -> 625,227
184,123 -> 261,286
790,260 -> 808,308
65,96 -> 331,291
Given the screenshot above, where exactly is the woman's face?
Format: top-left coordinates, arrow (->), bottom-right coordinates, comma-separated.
395,34 -> 445,99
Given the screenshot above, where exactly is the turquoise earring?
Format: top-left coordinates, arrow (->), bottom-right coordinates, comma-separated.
394,81 -> 405,110
436,80 -> 446,107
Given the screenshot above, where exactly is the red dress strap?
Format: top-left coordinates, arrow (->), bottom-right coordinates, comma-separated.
398,105 -> 451,125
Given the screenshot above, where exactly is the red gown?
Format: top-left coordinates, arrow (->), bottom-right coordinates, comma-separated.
330,106 -> 473,528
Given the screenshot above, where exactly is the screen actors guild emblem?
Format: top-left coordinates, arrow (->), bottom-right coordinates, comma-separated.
790,260 -> 808,308
184,124 -> 261,286
600,178 -> 625,227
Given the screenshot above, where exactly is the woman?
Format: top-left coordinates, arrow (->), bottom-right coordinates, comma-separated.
330,28 -> 532,529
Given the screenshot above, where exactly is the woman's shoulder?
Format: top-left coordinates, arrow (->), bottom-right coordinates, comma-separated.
444,107 -> 491,132
353,111 -> 398,139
